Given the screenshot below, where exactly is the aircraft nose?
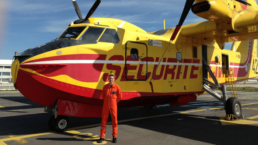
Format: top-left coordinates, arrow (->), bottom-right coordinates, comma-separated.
11,59 -> 20,88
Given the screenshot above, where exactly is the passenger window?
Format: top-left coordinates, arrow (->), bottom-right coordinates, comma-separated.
131,48 -> 138,59
80,27 -> 104,43
177,52 -> 182,61
99,29 -> 120,43
215,56 -> 219,64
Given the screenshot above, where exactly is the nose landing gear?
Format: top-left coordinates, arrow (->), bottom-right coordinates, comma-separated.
48,115 -> 70,132
45,101 -> 70,132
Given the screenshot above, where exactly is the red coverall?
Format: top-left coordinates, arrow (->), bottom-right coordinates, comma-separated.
100,83 -> 122,138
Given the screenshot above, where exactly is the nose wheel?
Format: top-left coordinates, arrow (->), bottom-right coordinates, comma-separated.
48,115 -> 69,132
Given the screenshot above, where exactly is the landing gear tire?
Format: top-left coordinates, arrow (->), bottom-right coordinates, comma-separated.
48,115 -> 55,131
54,116 -> 69,132
225,97 -> 242,118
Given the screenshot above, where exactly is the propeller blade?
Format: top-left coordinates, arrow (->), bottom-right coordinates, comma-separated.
72,0 -> 83,20
170,0 -> 195,41
84,0 -> 101,21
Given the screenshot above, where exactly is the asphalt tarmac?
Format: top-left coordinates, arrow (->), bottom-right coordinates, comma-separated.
0,91 -> 258,145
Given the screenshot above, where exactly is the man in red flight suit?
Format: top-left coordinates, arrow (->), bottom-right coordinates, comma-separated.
98,72 -> 122,143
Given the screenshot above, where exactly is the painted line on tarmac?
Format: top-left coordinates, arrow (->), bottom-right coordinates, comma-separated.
243,108 -> 258,110
0,106 -> 4,108
0,132 -> 53,144
0,141 -> 7,145
1,102 -> 258,143
8,134 -> 28,144
242,102 -> 258,106
179,108 -> 222,114
247,115 -> 258,120
220,118 -> 258,125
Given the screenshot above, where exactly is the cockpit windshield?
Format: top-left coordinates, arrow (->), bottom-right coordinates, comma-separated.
59,27 -> 86,39
80,27 -> 104,43
59,26 -> 120,44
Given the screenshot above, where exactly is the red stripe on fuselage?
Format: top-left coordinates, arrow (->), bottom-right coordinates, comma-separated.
25,54 -> 107,63
16,69 -> 203,107
21,54 -> 107,82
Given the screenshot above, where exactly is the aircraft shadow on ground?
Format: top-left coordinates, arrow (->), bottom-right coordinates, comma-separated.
0,96 -> 43,115
0,96 -> 41,107
122,114 -> 258,145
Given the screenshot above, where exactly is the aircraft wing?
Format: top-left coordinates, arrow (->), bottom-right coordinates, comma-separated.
177,11 -> 258,49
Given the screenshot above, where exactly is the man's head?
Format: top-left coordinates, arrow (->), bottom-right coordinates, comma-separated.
109,73 -> 115,85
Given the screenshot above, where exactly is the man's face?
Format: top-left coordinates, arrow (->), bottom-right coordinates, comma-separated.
109,76 -> 115,84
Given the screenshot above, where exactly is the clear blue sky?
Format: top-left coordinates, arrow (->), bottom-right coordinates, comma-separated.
0,0 -> 228,59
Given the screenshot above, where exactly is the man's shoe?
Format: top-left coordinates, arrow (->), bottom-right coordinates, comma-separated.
112,136 -> 117,143
97,138 -> 104,143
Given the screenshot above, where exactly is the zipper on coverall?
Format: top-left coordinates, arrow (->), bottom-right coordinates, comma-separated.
108,87 -> 113,112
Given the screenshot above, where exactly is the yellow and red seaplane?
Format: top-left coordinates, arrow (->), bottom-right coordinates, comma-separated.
11,0 -> 258,131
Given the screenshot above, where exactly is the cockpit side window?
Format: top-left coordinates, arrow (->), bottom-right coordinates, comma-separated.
99,29 -> 120,43
60,27 -> 86,39
80,27 -> 104,43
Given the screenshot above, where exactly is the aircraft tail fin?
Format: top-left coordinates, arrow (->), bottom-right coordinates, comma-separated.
232,39 -> 258,79
231,40 -> 255,55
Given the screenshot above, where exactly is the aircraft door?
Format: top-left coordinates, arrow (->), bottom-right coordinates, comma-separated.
125,41 -> 148,81
202,45 -> 208,79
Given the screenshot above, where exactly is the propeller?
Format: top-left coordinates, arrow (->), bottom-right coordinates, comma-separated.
170,0 -> 195,41
72,0 -> 83,20
71,0 -> 101,24
84,0 -> 101,22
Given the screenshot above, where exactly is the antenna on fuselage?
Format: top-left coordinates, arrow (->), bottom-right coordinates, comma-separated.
164,20 -> 165,30
71,0 -> 101,24
235,0 -> 251,6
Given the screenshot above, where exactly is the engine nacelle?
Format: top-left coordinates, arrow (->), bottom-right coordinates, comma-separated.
192,1 -> 232,21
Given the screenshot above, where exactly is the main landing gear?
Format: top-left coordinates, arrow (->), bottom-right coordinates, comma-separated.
202,59 -> 243,120
45,101 -> 70,132
225,97 -> 242,119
